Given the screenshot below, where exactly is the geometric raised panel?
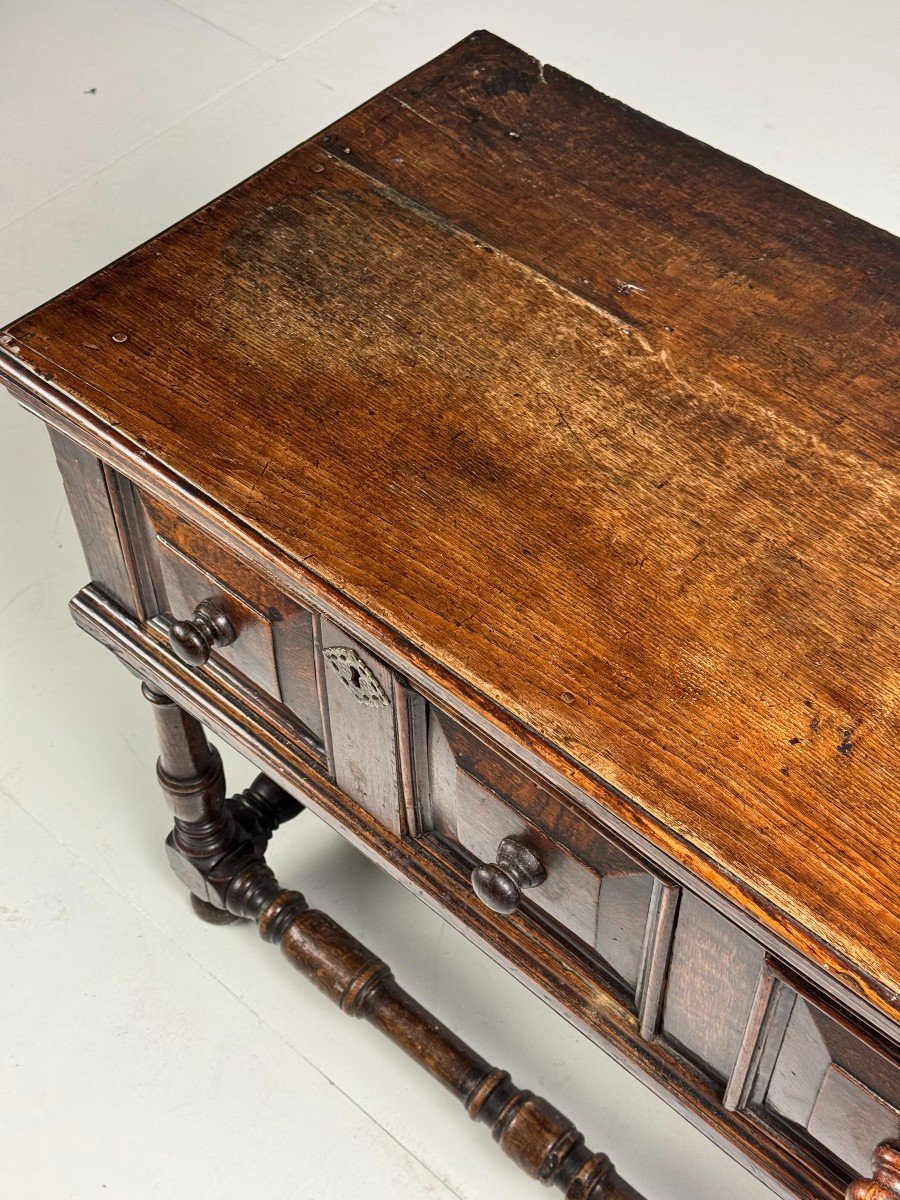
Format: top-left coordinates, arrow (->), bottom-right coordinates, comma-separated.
157,536 -> 281,694
808,1065 -> 900,1176
140,490 -> 325,744
764,989 -> 900,1175
423,703 -> 656,998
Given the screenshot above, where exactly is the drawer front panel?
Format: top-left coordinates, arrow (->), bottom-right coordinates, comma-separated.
423,703 -> 655,995
139,493 -> 324,744
661,891 -> 766,1083
320,619 -> 401,834
454,770 -> 602,947
156,536 -> 280,693
760,984 -> 900,1175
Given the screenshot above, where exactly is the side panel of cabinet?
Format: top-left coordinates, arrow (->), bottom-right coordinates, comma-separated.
47,427 -> 138,615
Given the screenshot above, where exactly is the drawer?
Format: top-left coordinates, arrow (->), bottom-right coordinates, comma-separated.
138,492 -> 325,747
419,702 -> 657,998
742,970 -> 900,1177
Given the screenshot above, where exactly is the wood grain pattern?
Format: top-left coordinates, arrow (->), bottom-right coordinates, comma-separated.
637,882 -> 680,1041
724,963 -> 784,1111
662,892 -> 766,1083
266,894 -> 644,1200
764,979 -> 900,1175
142,490 -> 325,739
2,31 -> 898,1033
809,1066 -> 900,1177
319,618 -> 401,833
158,539 -> 278,682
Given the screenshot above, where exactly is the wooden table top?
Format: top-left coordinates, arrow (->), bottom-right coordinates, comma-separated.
2,32 -> 898,1027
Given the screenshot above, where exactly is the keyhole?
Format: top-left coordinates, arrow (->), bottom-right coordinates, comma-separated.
323,647 -> 387,708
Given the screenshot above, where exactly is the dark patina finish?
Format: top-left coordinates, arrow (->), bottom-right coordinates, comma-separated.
2,31 -> 897,1200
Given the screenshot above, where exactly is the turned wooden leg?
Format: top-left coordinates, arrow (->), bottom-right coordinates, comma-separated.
142,682 -> 240,923
846,1143 -> 900,1199
142,683 -> 302,923
143,682 -> 228,835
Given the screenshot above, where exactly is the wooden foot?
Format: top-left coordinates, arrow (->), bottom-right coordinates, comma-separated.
189,893 -> 241,925
145,683 -> 643,1200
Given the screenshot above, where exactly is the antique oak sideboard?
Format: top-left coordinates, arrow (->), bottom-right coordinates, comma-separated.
2,31 -> 898,1200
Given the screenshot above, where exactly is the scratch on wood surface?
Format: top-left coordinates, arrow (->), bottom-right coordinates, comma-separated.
615,280 -> 646,296
388,93 -> 477,157
657,347 -> 696,394
543,392 -> 603,473
248,456 -> 272,497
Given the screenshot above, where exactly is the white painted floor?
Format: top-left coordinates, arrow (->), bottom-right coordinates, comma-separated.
1,3 -> 897,1198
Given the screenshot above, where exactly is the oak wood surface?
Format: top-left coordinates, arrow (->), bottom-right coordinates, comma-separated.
320,618 -> 402,833
662,891 -> 766,1083
1,32 -> 898,1030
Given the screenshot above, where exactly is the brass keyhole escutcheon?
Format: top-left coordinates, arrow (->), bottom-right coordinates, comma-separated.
323,646 -> 389,708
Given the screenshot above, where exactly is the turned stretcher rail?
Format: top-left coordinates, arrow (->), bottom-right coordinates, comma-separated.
145,683 -> 644,1200
260,893 -> 642,1199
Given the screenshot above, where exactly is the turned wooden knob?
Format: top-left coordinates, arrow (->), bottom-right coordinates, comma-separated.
168,599 -> 235,666
471,835 -> 547,914
847,1143 -> 900,1199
